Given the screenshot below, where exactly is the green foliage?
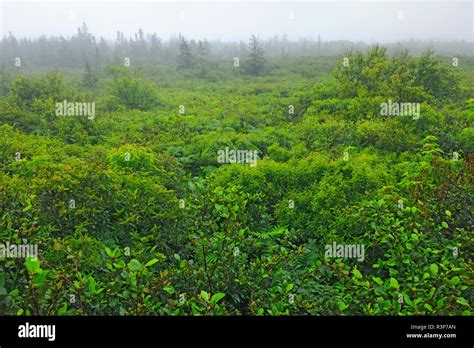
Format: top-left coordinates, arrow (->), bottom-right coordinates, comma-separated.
107,144 -> 157,173
8,72 -> 72,109
333,46 -> 458,102
108,69 -> 160,111
0,48 -> 472,316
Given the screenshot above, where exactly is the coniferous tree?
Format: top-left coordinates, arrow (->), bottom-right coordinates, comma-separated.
246,35 -> 266,76
196,40 -> 210,66
195,39 -> 211,77
177,34 -> 195,69
82,61 -> 98,89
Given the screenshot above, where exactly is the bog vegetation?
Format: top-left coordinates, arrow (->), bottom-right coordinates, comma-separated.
0,30 -> 473,315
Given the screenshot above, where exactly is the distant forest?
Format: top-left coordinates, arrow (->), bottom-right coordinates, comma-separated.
1,23 -> 472,69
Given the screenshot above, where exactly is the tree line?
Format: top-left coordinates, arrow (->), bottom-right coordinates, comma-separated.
1,23 -> 472,70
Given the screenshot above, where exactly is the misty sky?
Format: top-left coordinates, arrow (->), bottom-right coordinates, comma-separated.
1,1 -> 472,43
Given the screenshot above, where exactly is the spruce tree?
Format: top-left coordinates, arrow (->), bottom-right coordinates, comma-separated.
246,35 -> 265,76
82,61 -> 98,88
177,35 -> 195,69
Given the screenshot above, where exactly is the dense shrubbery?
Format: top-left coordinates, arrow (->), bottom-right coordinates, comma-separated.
0,48 -> 472,316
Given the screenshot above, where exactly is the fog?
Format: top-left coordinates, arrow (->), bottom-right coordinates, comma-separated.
1,0 -> 472,43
